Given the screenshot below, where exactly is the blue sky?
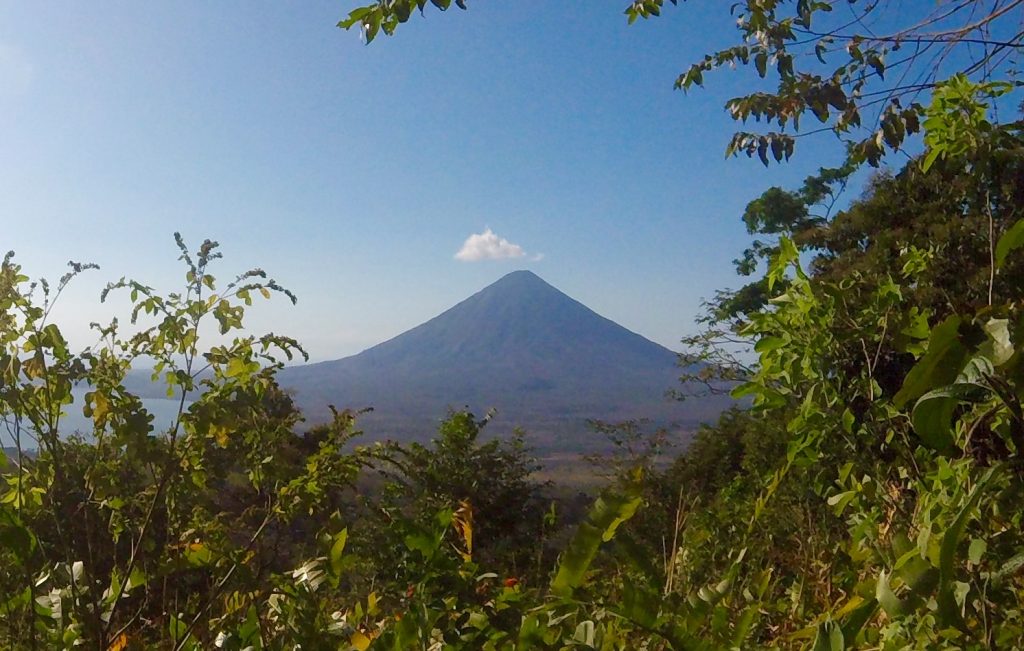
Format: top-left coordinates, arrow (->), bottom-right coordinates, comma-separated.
1,1 -> 855,361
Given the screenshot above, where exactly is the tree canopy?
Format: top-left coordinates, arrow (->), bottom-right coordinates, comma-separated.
2,3 -> 1024,649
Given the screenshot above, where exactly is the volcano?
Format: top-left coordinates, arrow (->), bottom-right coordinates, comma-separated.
279,271 -> 728,451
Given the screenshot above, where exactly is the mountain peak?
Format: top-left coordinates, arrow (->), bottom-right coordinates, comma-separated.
306,270 -> 672,370
497,270 -> 544,280
485,269 -> 550,290
279,272 -> 728,450
499,269 -> 540,279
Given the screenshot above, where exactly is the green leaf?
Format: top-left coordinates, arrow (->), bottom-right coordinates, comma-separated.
874,570 -> 904,616
840,598 -> 877,642
42,323 -> 68,358
518,614 -> 544,648
732,605 -> 760,647
894,316 -> 968,408
394,0 -> 412,22
403,510 -> 448,560
983,318 -> 1013,365
184,542 -> 213,567
0,508 -> 35,561
754,336 -> 786,353
615,531 -> 662,589
755,52 -> 767,78
937,464 -> 1002,628
995,218 -> 1024,268
338,6 -> 372,28
812,620 -> 844,651
767,237 -> 800,290
841,408 -> 855,434
730,382 -> 759,399
968,538 -> 986,565
551,483 -> 642,596
225,357 -> 247,378
169,614 -> 191,647
895,554 -> 938,613
958,355 -> 994,384
330,528 -> 348,575
128,566 -> 147,590
2,586 -> 31,614
619,582 -> 659,629
866,54 -> 885,80
911,383 -> 987,453
908,395 -> 954,451
989,550 -> 1024,584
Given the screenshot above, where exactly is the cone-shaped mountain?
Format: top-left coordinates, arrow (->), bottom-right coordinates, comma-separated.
280,271 -> 726,450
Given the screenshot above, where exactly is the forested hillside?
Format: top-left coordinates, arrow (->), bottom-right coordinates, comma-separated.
2,1 -> 1024,649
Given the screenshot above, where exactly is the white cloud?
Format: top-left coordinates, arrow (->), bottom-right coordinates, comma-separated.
455,228 -> 537,262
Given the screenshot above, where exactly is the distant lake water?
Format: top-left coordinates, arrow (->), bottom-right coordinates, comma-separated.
60,386 -> 189,437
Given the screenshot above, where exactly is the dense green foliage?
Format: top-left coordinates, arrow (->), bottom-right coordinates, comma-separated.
3,3 -> 1024,649
5,102 -> 1024,648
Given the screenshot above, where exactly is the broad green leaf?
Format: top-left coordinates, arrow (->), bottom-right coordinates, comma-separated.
937,464 -> 1003,628
968,538 -> 986,565
128,566 -> 147,590
755,52 -> 767,77
184,542 -> 213,566
896,552 -> 938,605
841,408 -> 855,434
874,570 -> 903,616
840,598 -> 877,643
812,620 -> 844,651
238,606 -> 261,645
733,605 -> 760,648
911,383 -> 987,453
330,528 -> 348,575
619,582 -> 659,629
85,390 -> 111,426
551,483 -> 642,596
615,531 -> 662,589
983,318 -> 1013,365
958,355 -> 994,384
42,323 -> 68,358
518,614 -> 544,648
350,631 -> 371,650
767,237 -> 800,291
754,336 -> 787,353
169,614 -> 193,648
730,382 -> 759,399
403,530 -> 437,558
995,217 -> 1024,268
225,357 -> 247,378
895,316 -> 968,408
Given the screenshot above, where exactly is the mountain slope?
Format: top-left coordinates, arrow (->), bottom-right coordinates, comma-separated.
279,271 -> 728,450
